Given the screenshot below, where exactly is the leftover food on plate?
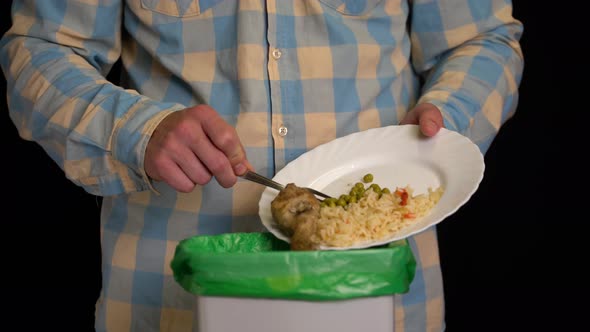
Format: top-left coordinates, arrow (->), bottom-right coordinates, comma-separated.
271,174 -> 444,250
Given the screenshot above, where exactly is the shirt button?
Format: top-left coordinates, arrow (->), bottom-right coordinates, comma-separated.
278,125 -> 288,137
272,48 -> 282,60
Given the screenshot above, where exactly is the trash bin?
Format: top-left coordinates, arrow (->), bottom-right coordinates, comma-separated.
171,232 -> 416,332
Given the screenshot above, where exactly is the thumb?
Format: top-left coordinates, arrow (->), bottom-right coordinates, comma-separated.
415,103 -> 444,137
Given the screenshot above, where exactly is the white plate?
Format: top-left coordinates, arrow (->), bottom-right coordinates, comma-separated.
258,124 -> 485,250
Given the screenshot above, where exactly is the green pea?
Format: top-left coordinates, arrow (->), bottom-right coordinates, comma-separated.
370,183 -> 381,193
354,182 -> 365,190
337,198 -> 347,207
352,189 -> 363,199
351,187 -> 363,196
339,194 -> 351,203
362,173 -> 374,183
320,201 -> 327,208
349,195 -> 357,204
324,198 -> 337,207
382,188 -> 391,194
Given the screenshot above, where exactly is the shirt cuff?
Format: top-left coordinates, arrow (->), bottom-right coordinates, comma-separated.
111,99 -> 185,194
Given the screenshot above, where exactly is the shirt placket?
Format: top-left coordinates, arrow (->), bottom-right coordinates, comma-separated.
265,0 -> 288,173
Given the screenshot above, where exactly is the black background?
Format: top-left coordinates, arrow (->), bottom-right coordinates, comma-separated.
1,1 -> 584,331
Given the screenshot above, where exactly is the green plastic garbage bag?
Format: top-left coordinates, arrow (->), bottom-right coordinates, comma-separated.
171,232 -> 416,301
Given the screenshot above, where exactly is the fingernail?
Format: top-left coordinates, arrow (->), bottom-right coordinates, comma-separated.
233,163 -> 247,175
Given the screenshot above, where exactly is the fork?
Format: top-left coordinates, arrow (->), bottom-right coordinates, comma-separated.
241,170 -> 332,200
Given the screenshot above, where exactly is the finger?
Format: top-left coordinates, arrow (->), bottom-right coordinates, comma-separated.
156,158 -> 196,193
399,109 -> 419,125
241,158 -> 255,173
229,142 -> 253,175
198,106 -> 250,176
208,124 -> 248,176
172,144 -> 212,186
188,123 -> 238,188
194,140 -> 237,188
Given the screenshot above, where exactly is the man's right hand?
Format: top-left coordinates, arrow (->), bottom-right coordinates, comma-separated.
144,105 -> 252,193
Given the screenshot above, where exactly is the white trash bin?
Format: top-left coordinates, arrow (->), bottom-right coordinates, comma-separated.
196,295 -> 394,332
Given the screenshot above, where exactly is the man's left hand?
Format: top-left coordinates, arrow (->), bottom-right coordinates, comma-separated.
400,103 -> 444,137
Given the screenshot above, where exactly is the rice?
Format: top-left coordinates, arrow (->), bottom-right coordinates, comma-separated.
310,185 -> 444,248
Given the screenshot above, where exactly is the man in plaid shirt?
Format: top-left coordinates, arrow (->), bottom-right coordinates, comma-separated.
1,0 -> 523,330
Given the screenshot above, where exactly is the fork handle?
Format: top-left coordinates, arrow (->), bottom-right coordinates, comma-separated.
306,187 -> 332,199
241,171 -> 285,192
242,171 -> 332,200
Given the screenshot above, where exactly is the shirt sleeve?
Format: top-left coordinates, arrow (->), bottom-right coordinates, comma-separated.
409,0 -> 524,153
0,0 -> 185,196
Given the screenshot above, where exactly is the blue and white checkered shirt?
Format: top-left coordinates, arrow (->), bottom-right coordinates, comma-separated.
1,0 -> 523,331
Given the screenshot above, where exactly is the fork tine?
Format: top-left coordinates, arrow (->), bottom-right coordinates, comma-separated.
241,171 -> 332,200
